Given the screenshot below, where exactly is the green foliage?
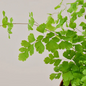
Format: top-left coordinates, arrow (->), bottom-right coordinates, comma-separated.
2,0 -> 86,85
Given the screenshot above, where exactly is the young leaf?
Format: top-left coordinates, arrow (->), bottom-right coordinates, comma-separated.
35,41 -> 45,54
50,73 -> 56,80
29,12 -> 33,17
36,23 -> 46,33
54,5 -> 60,10
44,57 -> 50,64
2,11 -> 5,16
29,17 -> 34,27
10,17 -> 13,23
28,33 -> 35,43
2,16 -> 8,28
54,0 -> 63,10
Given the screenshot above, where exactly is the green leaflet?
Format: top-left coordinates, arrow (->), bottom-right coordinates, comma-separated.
83,69 -> 86,75
77,0 -> 84,5
35,41 -> 45,54
36,23 -> 46,33
82,41 -> 86,49
59,61 -> 69,72
69,22 -> 76,29
54,51 -> 59,58
44,53 -> 55,64
54,59 -> 61,66
29,17 -> 34,27
46,32 -> 54,38
28,12 -> 34,27
81,76 -> 86,82
28,24 -> 33,30
2,16 -> 8,28
55,73 -> 61,79
66,30 -> 76,37
29,44 -> 34,56
19,47 -> 27,52
46,16 -> 55,31
49,73 -> 56,80
42,37 -> 49,43
44,57 -> 50,64
46,40 -> 58,53
80,22 -> 86,30
2,11 -> 14,38
2,11 -> 5,16
37,35 -> 44,41
52,37 -> 60,42
59,41 -> 72,50
75,44 -> 83,52
83,2 -> 86,7
67,2 -> 78,13
21,40 -> 30,47
18,51 -> 29,61
28,33 -> 35,43
63,50 -> 75,60
62,71 -> 74,81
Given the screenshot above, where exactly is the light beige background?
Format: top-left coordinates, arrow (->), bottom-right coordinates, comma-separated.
0,0 -> 76,86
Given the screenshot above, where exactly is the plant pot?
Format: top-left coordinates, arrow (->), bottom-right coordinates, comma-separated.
60,80 -> 72,86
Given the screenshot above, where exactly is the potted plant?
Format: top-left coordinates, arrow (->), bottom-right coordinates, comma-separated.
1,0 -> 86,85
